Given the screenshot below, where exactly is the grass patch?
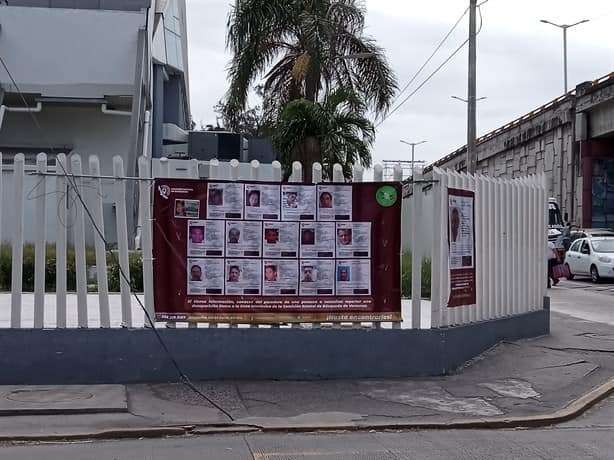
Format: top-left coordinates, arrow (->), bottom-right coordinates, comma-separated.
401,252 -> 431,299
0,243 -> 143,292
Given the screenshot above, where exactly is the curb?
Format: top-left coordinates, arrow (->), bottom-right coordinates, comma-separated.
0,377 -> 612,442
251,377 -> 614,433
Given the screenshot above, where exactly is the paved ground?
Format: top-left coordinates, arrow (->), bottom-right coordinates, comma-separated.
549,278 -> 614,325
2,395 -> 614,459
0,311 -> 611,440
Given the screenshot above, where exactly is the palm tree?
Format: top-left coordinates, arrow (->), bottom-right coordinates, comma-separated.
225,0 -> 397,127
272,87 -> 375,181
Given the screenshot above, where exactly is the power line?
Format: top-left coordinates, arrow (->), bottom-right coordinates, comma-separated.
389,6 -> 470,109
378,4 -> 486,128
0,53 -> 235,421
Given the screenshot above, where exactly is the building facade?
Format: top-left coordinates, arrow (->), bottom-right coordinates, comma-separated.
0,0 -> 190,243
424,73 -> 614,230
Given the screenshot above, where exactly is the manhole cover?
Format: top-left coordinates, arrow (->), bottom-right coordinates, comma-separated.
5,389 -> 94,403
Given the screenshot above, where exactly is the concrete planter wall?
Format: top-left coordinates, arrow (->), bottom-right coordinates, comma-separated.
0,309 -> 549,384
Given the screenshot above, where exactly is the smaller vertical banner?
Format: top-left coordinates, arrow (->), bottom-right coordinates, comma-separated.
448,188 -> 476,307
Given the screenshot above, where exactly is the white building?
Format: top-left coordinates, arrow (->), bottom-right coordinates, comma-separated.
0,0 -> 190,243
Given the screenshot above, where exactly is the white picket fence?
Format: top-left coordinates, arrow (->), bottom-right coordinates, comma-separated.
404,167 -> 548,328
0,153 -> 410,329
0,152 -> 546,330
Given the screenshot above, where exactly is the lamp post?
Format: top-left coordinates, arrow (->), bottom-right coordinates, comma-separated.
400,140 -> 427,177
451,95 -> 487,103
540,18 -> 589,93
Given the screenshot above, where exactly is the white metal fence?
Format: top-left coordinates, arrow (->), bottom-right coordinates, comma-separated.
404,167 -> 547,328
0,153 -> 546,330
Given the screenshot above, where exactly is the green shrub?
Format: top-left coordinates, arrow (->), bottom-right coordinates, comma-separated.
0,243 -> 142,293
401,252 -> 431,299
107,251 -> 144,292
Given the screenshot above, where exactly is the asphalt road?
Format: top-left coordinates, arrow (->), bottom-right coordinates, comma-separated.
549,278 -> 614,325
1,396 -> 613,459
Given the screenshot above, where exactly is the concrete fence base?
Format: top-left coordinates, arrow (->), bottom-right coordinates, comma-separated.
0,309 -> 549,385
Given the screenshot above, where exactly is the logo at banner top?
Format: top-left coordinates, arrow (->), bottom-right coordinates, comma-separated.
376,186 -> 398,207
158,185 -> 171,200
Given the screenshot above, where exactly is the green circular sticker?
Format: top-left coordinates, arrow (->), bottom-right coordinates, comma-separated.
376,186 -> 398,207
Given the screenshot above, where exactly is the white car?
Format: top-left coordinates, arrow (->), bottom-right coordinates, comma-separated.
564,237 -> 614,283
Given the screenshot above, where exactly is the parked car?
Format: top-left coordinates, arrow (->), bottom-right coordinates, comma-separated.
570,228 -> 614,242
564,237 -> 614,283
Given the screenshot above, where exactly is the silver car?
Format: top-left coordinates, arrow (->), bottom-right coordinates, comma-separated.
564,237 -> 614,283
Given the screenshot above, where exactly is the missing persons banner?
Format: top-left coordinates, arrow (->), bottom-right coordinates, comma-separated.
447,188 -> 476,307
153,179 -> 402,323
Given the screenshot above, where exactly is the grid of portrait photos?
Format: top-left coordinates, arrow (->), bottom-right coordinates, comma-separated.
178,182 -> 373,297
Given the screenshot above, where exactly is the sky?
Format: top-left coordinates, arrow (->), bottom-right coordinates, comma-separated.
185,0 -> 614,173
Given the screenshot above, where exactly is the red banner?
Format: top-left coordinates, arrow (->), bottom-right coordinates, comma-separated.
447,188 -> 476,307
152,179 -> 402,323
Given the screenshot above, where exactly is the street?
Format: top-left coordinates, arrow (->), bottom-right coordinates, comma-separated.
549,278 -> 614,325
1,396 -> 613,459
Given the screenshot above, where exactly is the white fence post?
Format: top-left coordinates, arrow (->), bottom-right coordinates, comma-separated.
209,158 -> 219,179
190,159 -> 199,179
113,156 -> 132,328
70,154 -> 89,328
476,173 -> 486,323
312,162 -> 323,184
250,159 -> 260,181
207,159 -> 220,329
373,164 -> 384,182
56,154 -> 68,328
290,161 -> 303,182
230,159 -> 240,181
89,155 -> 111,328
332,164 -> 344,182
430,169 -> 441,328
33,153 -> 48,328
411,169 -> 422,329
0,152 -> 2,246
272,161 -> 283,182
10,153 -> 25,328
160,157 -> 170,178
139,156 -> 155,327
438,169 -> 450,327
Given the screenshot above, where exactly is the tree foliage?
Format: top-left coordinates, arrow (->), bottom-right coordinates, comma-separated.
225,0 -> 397,121
272,87 -> 374,180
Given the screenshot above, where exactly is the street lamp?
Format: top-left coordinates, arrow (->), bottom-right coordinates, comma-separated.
399,140 -> 427,177
540,18 -> 590,93
451,95 -> 487,103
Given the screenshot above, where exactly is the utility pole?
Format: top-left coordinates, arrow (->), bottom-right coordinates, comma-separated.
467,0 -> 477,174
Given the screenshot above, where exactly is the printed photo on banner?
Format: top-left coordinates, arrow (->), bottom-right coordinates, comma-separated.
174,199 -> 200,218
207,182 -> 244,219
224,259 -> 261,295
187,220 -> 225,257
448,193 -> 474,269
299,259 -> 334,295
336,222 -> 371,258
262,259 -> 298,296
244,184 -> 281,220
262,221 -> 299,258
187,258 -> 224,295
299,222 -> 335,258
335,259 -> 371,295
225,221 -> 263,257
281,185 -> 316,220
317,185 -> 352,220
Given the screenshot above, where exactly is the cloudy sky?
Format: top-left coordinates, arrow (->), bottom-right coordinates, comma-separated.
185,0 -> 614,170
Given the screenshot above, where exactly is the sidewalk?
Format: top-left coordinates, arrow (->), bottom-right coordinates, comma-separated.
0,312 -> 612,441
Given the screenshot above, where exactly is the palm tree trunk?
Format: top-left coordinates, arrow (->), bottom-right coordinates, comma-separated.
291,136 -> 321,183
